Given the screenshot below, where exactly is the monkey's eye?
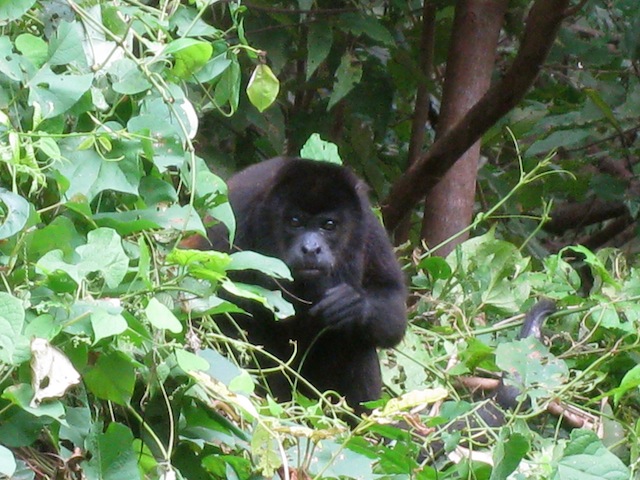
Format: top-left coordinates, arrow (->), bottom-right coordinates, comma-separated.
288,216 -> 302,228
322,219 -> 337,231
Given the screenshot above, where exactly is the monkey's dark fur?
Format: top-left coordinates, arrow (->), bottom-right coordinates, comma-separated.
192,158 -> 407,411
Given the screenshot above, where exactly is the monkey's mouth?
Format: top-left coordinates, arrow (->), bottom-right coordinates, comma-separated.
294,267 -> 326,278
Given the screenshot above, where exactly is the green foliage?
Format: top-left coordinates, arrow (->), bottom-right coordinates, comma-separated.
1,1 -> 640,479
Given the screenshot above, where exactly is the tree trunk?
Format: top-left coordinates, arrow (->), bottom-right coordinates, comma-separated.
421,0 -> 507,256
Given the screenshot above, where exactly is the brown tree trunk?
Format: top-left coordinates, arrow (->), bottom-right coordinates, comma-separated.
381,0 -> 573,232
421,0 -> 507,256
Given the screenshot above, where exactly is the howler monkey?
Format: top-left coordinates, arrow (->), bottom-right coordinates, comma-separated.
194,157 -> 407,411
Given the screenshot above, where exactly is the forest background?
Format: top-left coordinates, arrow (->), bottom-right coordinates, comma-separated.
0,0 -> 640,479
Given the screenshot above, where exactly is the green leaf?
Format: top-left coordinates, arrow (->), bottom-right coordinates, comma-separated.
57,137 -> 141,202
108,58 -> 152,95
299,134 -> 342,164
222,280 -> 294,320
37,228 -> 129,289
327,53 -> 362,110
145,298 -> 183,334
168,248 -> 232,280
528,129 -> 591,156
553,430 -> 630,479
94,205 -> 206,236
418,257 -> 453,280
0,188 -> 30,240
491,429 -> 529,480
47,21 -> 86,66
246,64 -> 280,112
28,68 -> 94,119
214,56 -> 241,113
0,445 -> 16,477
0,292 -> 30,365
229,251 -> 292,280
84,352 -> 136,405
0,0 -> 37,23
84,423 -> 141,480
195,52 -> 232,83
496,336 -> 568,404
90,302 -> 128,344
77,228 -> 129,288
15,34 -> 48,68
338,12 -> 394,45
251,423 -> 282,477
175,348 -> 209,372
166,38 -> 213,79
306,22 -> 332,80
613,365 -> 640,404
1,384 -> 66,420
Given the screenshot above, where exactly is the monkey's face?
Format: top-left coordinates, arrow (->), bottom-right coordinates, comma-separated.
277,208 -> 351,280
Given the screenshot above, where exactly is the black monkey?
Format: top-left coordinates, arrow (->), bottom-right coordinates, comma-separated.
193,157 -> 407,411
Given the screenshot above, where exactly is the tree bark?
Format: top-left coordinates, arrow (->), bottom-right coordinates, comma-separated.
381,0 -> 573,232
421,0 -> 507,256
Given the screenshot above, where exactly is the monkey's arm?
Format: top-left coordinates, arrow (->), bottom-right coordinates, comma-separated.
309,215 -> 407,348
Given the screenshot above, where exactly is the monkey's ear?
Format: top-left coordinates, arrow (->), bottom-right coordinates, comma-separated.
179,234 -> 211,250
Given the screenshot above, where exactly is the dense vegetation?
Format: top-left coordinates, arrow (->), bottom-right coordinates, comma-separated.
0,1 -> 640,479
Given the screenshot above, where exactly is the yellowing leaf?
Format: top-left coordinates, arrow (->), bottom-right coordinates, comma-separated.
246,64 -> 280,112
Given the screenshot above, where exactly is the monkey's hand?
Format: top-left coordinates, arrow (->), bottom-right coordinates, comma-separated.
308,283 -> 366,329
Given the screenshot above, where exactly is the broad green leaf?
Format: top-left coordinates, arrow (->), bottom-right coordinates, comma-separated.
76,228 -> 129,288
145,298 -> 183,334
166,38 -> 213,79
553,430 -> 630,480
195,52 -> 232,83
491,429 -> 529,480
338,12 -> 394,45
222,280 -> 294,320
0,0 -> 37,23
0,445 -> 16,477
108,58 -> 152,94
327,53 -> 362,110
90,303 -> 128,343
175,348 -> 209,372
184,156 -> 235,243
299,134 -> 342,164
28,68 -> 94,119
214,55 -> 241,114
306,22 -> 332,80
528,129 -> 591,156
1,384 -> 66,420
57,137 -> 141,202
229,251 -> 292,280
251,423 -> 282,477
496,336 -> 568,404
102,5 -> 128,36
0,188 -> 30,240
168,248 -> 232,278
37,228 -> 129,289
0,292 -> 30,365
94,205 -> 206,236
15,34 -> 48,68
305,440 -> 375,479
612,365 -> 640,404
83,352 -> 136,405
48,21 -> 86,66
246,64 -> 280,112
418,256 -> 453,280
584,88 -> 622,131
84,423 -> 141,480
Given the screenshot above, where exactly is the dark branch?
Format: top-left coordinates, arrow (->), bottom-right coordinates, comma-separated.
381,0 -> 574,231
